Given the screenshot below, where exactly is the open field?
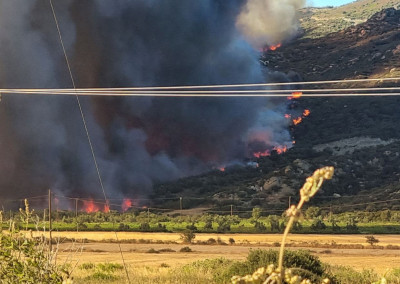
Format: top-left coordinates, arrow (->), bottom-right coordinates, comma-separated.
33,231 -> 400,246
45,231 -> 400,278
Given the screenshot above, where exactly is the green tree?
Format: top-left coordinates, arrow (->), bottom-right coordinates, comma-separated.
365,235 -> 380,246
180,230 -> 196,244
305,206 -> 321,219
252,207 -> 261,221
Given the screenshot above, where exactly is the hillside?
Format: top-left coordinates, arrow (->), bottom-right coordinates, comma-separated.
151,7 -> 400,214
300,0 -> 400,38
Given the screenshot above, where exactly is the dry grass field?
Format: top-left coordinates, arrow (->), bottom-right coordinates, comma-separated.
43,231 -> 400,276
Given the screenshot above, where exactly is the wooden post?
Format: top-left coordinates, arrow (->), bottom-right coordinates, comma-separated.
288,196 -> 292,208
230,205 -> 233,216
43,209 -> 46,233
48,189 -> 52,251
75,198 -> 78,232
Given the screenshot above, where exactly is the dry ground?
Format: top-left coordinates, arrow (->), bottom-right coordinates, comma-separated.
41,231 -> 400,275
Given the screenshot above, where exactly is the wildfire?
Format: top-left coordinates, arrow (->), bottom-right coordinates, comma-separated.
121,198 -> 132,212
292,117 -> 303,125
287,109 -> 311,126
288,92 -> 303,100
253,149 -> 271,158
82,199 -> 100,213
219,167 -> 225,172
253,144 -> 289,158
273,145 -> 288,154
260,43 -> 282,52
104,201 -> 110,213
269,43 -> 281,51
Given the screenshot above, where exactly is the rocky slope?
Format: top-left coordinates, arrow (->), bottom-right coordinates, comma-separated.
151,8 -> 400,213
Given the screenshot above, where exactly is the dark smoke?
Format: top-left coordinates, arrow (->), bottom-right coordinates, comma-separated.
0,0 -> 299,200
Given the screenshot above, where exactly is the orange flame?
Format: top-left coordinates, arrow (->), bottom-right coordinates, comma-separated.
253,149 -> 270,158
273,145 -> 288,154
288,92 -> 303,100
83,199 -> 100,213
269,43 -> 281,51
219,167 -> 225,172
253,144 -> 290,158
303,109 -> 310,117
292,117 -> 303,125
104,201 -> 110,213
121,198 -> 132,212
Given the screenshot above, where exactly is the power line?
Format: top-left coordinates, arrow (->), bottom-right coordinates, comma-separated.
3,89 -> 400,97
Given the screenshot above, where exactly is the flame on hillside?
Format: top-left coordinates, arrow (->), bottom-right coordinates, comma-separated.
253,145 -> 288,158
121,198 -> 133,212
104,201 -> 110,213
82,199 -> 100,213
261,43 -> 282,52
288,92 -> 302,100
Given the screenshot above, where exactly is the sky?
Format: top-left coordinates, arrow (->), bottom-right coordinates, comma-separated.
308,0 -> 355,7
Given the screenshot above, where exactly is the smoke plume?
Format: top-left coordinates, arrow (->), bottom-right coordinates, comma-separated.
237,0 -> 306,48
0,0 -> 302,200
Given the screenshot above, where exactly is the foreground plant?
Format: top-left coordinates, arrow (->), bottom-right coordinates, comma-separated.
232,166 -> 334,284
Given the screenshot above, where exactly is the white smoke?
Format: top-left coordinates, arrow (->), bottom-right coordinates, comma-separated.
237,0 -> 306,48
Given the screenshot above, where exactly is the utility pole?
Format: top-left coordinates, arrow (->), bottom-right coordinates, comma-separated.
288,196 -> 292,208
48,189 -> 52,252
230,205 -> 233,216
179,197 -> 183,211
75,198 -> 78,232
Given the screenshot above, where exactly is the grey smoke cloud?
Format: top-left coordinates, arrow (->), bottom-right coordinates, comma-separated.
237,0 -> 306,48
0,0 -> 296,201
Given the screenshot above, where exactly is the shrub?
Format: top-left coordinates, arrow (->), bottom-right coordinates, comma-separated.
180,230 -> 196,243
85,271 -> 118,281
79,263 -> 95,270
254,221 -> 267,232
118,222 -> 130,231
207,238 -> 217,244
146,248 -> 160,254
97,263 -> 124,272
139,222 -> 150,231
226,249 -> 326,282
229,238 -> 235,245
365,235 -> 380,246
180,246 -> 192,252
160,263 -> 170,268
311,217 -> 327,230
158,248 -> 176,253
0,232 -> 70,283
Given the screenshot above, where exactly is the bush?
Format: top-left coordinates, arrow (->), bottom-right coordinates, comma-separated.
139,222 -> 150,231
180,230 -> 196,243
311,218 -> 327,231
0,232 -> 69,283
146,248 -> 160,254
225,249 -> 327,282
365,235 -> 380,246
180,246 -> 192,252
